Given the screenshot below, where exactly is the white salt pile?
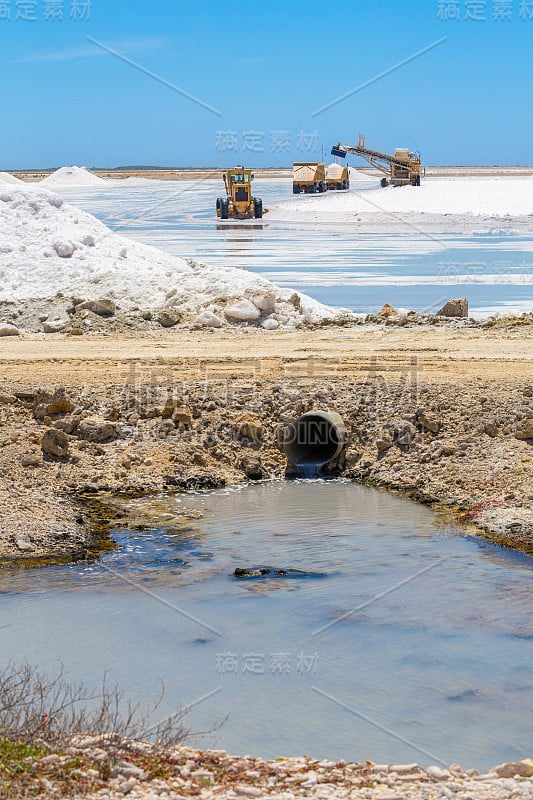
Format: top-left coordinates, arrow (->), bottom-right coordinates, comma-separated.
349,167 -> 378,183
326,162 -> 344,179
274,176 -> 533,220
0,186 -> 349,329
0,172 -> 24,185
41,166 -> 108,188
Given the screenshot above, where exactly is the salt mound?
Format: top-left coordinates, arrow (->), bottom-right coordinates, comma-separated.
41,166 -> 107,188
0,187 -> 350,328
326,162 -> 344,179
273,176 -> 533,219
349,167 -> 377,182
0,172 -> 24,185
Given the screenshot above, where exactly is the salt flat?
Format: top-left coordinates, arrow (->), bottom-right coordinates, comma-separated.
2,167 -> 532,318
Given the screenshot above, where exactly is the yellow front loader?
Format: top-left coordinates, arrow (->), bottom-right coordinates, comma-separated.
216,166 -> 263,219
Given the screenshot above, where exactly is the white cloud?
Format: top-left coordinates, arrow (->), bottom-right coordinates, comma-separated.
17,36 -> 165,64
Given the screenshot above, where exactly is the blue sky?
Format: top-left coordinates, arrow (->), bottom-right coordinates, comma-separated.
1,0 -> 532,168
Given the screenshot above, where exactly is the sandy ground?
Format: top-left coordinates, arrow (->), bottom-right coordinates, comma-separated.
1,324 -> 531,385
0,322 -> 532,563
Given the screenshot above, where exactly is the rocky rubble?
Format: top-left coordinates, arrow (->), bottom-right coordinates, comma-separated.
0,289 -> 353,335
1,294 -> 532,337
3,738 -> 532,799
0,369 -> 532,561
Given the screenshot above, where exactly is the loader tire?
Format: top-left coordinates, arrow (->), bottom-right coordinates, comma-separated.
293,184 -> 300,194
254,198 -> 263,219
220,198 -> 229,220
381,178 -> 389,188
309,184 -> 316,194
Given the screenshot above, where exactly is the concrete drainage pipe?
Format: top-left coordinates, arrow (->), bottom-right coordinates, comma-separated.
283,411 -> 346,477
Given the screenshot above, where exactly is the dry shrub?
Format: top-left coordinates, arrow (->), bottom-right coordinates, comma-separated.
0,661 -> 188,750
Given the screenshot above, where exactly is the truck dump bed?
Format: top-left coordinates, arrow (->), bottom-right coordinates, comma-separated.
292,162 -> 327,194
293,162 -> 322,182
326,162 -> 349,189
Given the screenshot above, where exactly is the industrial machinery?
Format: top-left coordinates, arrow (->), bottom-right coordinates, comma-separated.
216,166 -> 263,219
293,162 -> 328,194
326,162 -> 350,190
331,135 -> 423,187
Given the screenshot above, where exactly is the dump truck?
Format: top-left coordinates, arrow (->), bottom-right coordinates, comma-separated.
326,162 -> 350,190
331,135 -> 423,187
293,162 -> 327,194
216,166 -> 263,219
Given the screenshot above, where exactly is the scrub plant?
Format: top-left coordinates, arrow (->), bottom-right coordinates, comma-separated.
0,661 -> 188,750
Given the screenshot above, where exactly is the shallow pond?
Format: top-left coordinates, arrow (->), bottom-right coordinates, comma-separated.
1,481 -> 532,769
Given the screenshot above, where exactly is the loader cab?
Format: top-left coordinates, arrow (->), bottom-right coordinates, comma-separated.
224,167 -> 254,210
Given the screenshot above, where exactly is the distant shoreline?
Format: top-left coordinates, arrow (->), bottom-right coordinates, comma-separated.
7,165 -> 533,182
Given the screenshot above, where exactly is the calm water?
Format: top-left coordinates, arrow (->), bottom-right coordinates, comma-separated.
58,178 -> 533,317
1,481 -> 532,769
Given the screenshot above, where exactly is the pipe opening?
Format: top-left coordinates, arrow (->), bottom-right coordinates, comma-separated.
283,411 -> 345,477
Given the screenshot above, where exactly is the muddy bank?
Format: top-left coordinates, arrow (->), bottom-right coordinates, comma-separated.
0,357 -> 531,561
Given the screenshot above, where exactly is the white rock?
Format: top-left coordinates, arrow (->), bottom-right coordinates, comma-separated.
427,765 -> 452,780
191,768 -> 213,780
246,290 -> 276,314
0,323 -> 20,336
194,310 -> 223,328
261,317 -> 279,331
117,777 -> 136,794
224,299 -> 261,322
301,770 -> 318,787
112,763 -> 145,780
43,319 -> 67,333
15,533 -> 34,551
390,763 -> 420,774
52,240 -> 76,258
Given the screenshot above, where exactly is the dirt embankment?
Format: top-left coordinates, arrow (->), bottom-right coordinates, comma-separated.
0,324 -> 531,562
